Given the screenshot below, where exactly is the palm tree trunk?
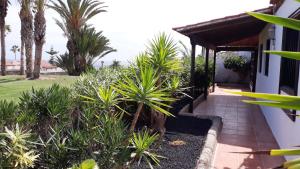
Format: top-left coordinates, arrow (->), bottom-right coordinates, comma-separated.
20,40 -> 25,75
130,103 -> 144,132
33,44 -> 43,78
0,18 -> 6,76
24,13 -> 33,78
25,37 -> 33,78
33,4 -> 46,79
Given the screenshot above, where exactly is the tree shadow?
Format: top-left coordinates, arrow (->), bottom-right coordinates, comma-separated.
0,78 -> 23,84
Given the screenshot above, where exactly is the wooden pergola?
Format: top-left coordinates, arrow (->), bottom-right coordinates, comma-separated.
173,7 -> 273,113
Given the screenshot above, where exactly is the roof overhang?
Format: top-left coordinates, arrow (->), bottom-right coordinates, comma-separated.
173,7 -> 273,49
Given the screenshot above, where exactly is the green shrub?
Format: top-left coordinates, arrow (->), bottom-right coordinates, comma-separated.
0,100 -> 18,129
95,114 -> 129,169
18,84 -> 72,135
181,56 -> 214,91
223,55 -> 250,73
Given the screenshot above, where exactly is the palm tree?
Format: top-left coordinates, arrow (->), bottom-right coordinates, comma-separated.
4,24 -> 10,35
179,40 -> 191,58
110,60 -> 121,69
10,45 -> 20,60
76,26 -> 115,70
0,0 -> 9,76
19,0 -> 33,77
33,0 -> 46,79
49,0 -> 106,75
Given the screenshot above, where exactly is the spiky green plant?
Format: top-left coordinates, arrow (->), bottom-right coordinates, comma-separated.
129,130 -> 162,169
114,67 -> 174,132
0,100 -> 18,128
225,3 -> 300,168
147,33 -> 181,73
0,124 -> 39,169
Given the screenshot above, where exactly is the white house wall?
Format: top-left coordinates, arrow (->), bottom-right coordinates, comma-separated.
256,0 -> 300,160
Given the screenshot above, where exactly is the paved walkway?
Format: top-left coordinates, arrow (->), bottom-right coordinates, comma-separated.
193,84 -> 285,169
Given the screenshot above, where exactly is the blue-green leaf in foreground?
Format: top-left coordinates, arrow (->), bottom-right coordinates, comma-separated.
224,90 -> 300,102
242,100 -> 300,110
265,51 -> 300,60
247,12 -> 300,31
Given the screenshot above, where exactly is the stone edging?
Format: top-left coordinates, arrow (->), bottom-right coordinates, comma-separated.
195,115 -> 223,169
178,94 -> 205,114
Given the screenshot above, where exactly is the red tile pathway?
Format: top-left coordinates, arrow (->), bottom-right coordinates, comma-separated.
193,84 -> 285,169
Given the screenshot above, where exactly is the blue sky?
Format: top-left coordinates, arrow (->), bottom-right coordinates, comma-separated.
5,0 -> 270,65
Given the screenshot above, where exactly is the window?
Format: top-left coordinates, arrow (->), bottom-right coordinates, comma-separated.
279,27 -> 300,121
265,39 -> 271,76
258,44 -> 263,73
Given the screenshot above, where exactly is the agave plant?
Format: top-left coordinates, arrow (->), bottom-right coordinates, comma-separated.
225,4 -> 300,168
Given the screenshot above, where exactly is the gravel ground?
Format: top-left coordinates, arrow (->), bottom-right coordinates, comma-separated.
133,116 -> 212,169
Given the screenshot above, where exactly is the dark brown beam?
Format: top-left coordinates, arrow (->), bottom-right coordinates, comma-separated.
189,41 -> 196,113
216,46 -> 257,52
190,35 -> 216,50
212,50 -> 217,92
185,19 -> 260,35
204,48 -> 209,99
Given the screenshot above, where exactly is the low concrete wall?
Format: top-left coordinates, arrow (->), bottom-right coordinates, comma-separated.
195,116 -> 222,169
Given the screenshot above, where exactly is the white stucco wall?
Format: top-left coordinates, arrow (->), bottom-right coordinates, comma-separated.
215,52 -> 251,83
256,0 -> 300,160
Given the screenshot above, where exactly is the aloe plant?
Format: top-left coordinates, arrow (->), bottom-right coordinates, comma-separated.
225,4 -> 300,168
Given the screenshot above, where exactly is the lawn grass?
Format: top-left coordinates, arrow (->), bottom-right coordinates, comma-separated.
0,75 -> 77,102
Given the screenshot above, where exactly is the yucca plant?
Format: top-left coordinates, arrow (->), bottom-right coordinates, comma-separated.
226,3 -> 300,168
80,86 -> 123,114
114,67 -> 175,132
145,33 -> 182,135
0,124 -> 39,169
129,130 -> 162,169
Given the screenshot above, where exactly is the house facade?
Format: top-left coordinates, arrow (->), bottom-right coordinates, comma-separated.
256,0 -> 300,160
173,0 -> 300,160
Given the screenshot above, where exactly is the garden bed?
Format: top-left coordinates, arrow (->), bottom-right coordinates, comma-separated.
133,116 -> 212,169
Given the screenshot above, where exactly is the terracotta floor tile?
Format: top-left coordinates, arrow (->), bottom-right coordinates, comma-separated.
192,85 -> 285,169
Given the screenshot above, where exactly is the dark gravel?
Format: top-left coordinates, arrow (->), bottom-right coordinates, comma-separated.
133,116 -> 212,169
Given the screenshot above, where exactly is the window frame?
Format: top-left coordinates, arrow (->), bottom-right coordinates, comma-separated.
258,44 -> 263,73
278,10 -> 300,122
264,39 -> 271,76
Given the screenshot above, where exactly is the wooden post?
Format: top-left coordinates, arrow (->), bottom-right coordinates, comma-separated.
189,42 -> 196,113
251,50 -> 258,92
212,50 -> 217,92
204,48 -> 209,99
